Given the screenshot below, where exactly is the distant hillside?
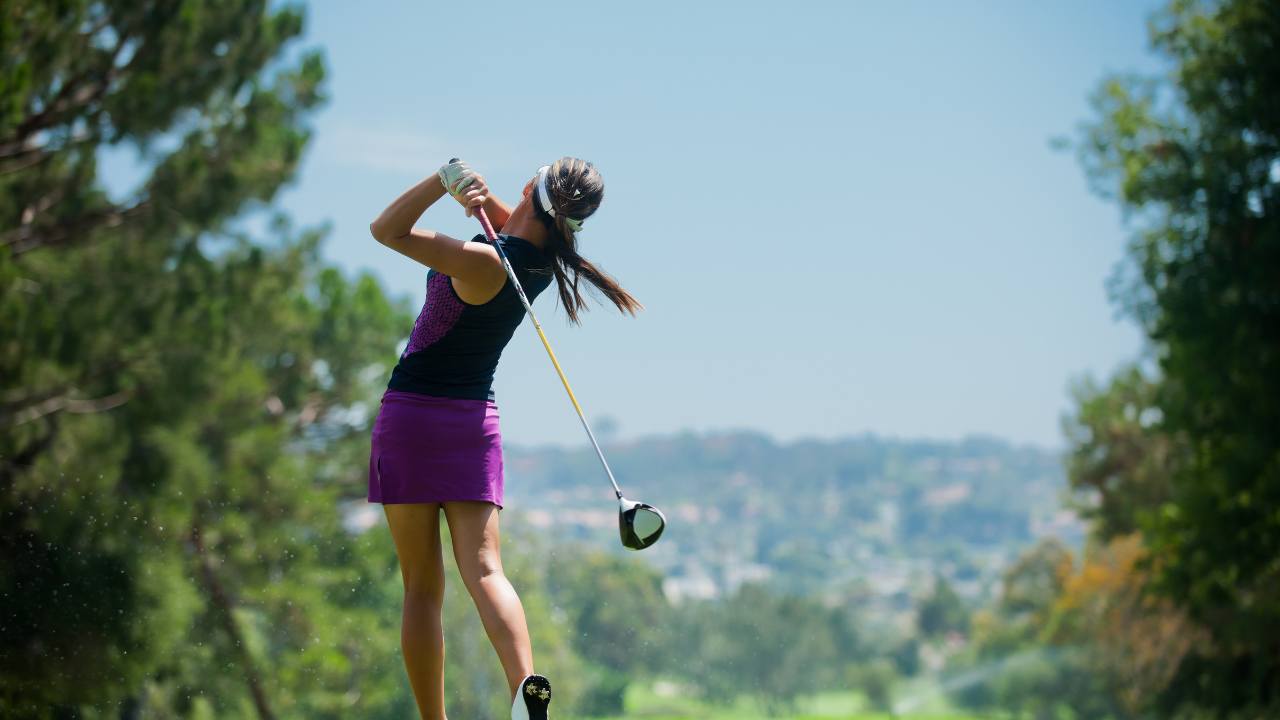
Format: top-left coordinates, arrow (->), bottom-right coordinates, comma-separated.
502,431 -> 1079,608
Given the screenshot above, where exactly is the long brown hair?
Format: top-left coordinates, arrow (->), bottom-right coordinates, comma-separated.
537,157 -> 642,324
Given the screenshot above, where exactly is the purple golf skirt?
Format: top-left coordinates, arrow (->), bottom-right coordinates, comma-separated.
367,390 -> 504,507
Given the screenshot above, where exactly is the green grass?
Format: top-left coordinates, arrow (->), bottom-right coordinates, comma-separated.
577,682 -> 985,719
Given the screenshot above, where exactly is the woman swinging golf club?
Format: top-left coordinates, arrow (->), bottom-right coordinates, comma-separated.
367,157 -> 640,720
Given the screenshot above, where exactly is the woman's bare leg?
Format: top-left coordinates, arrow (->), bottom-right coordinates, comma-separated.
384,503 -> 448,720
442,501 -> 534,698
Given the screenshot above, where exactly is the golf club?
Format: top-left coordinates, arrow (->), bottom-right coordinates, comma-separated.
457,165 -> 666,551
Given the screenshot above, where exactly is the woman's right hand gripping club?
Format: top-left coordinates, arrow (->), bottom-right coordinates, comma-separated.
438,158 -> 489,218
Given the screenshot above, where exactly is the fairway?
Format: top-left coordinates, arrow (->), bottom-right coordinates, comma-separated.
580,683 -> 984,720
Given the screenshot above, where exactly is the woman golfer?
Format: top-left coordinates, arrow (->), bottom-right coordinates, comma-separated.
367,157 -> 639,720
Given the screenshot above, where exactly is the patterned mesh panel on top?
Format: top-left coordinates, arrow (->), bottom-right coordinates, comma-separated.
386,235 -> 554,402
403,270 -> 464,357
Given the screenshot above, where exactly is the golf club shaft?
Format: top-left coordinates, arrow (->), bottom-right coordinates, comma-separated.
472,207 -> 624,500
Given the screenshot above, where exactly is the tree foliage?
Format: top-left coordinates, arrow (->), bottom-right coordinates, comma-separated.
952,539 -> 1131,720
1067,0 -> 1280,714
0,3 -> 418,717
667,583 -> 864,714
542,547 -> 671,714
1063,366 -> 1181,540
1053,536 -> 1206,716
917,574 -> 969,639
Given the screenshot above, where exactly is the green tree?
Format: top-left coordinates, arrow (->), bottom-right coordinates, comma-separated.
998,539 -> 1072,622
890,637 -> 921,677
0,2 -> 414,717
435,526 -> 587,719
917,574 -> 968,639
950,540 -> 1131,720
543,548 -> 670,715
1063,366 -> 1182,539
1069,0 -> 1280,713
845,659 -> 898,714
672,583 -> 851,714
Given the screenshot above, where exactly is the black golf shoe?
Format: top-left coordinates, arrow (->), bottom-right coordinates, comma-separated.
511,674 -> 552,720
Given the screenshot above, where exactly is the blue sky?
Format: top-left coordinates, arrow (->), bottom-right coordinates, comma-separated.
271,0 -> 1165,449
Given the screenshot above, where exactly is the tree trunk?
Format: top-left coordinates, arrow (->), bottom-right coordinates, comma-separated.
190,522 -> 277,720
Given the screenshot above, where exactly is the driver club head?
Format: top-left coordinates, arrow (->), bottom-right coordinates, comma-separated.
618,496 -> 667,551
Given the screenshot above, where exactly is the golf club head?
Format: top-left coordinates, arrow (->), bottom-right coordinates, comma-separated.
619,497 -> 666,551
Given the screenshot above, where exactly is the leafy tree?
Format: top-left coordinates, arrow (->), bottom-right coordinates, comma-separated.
917,574 -> 968,639
997,538 -> 1072,621
1050,536 -> 1206,717
1069,0 -> 1280,713
543,547 -> 670,714
951,540 -> 1131,720
845,659 -> 897,713
1063,366 -> 1182,539
671,583 -> 853,714
434,526 -> 587,720
0,2 -> 418,717
890,637 -> 921,677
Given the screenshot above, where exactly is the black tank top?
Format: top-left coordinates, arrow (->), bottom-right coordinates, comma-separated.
387,234 -> 553,401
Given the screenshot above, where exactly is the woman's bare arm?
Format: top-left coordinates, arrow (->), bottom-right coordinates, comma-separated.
369,173 -> 448,239
368,174 -> 505,294
441,170 -> 512,232
480,192 -> 513,232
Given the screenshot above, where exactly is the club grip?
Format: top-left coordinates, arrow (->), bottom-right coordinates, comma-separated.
474,207 -> 498,242
445,158 -> 495,241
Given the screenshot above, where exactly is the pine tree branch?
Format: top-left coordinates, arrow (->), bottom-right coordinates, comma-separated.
0,142 -> 52,173
5,389 -> 133,426
0,356 -> 138,428
0,132 -> 96,175
0,199 -> 151,255
0,17 -> 132,156
11,77 -> 110,144
189,521 -> 278,720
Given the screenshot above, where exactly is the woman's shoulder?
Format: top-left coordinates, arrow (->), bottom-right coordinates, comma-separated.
496,233 -> 541,251
498,234 -> 551,268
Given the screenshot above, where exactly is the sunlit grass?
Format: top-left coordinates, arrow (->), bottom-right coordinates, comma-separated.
576,682 -> 986,719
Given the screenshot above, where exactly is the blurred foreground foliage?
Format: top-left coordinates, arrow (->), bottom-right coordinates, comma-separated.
955,0 -> 1280,717
0,1 -> 412,717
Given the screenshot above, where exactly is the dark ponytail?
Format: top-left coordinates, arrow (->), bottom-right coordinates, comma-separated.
538,157 -> 642,324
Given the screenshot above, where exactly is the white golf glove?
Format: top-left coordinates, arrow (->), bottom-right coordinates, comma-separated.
437,159 -> 475,198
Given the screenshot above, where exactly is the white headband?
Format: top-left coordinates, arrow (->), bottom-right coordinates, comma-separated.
535,165 -> 556,218
535,165 -> 585,233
